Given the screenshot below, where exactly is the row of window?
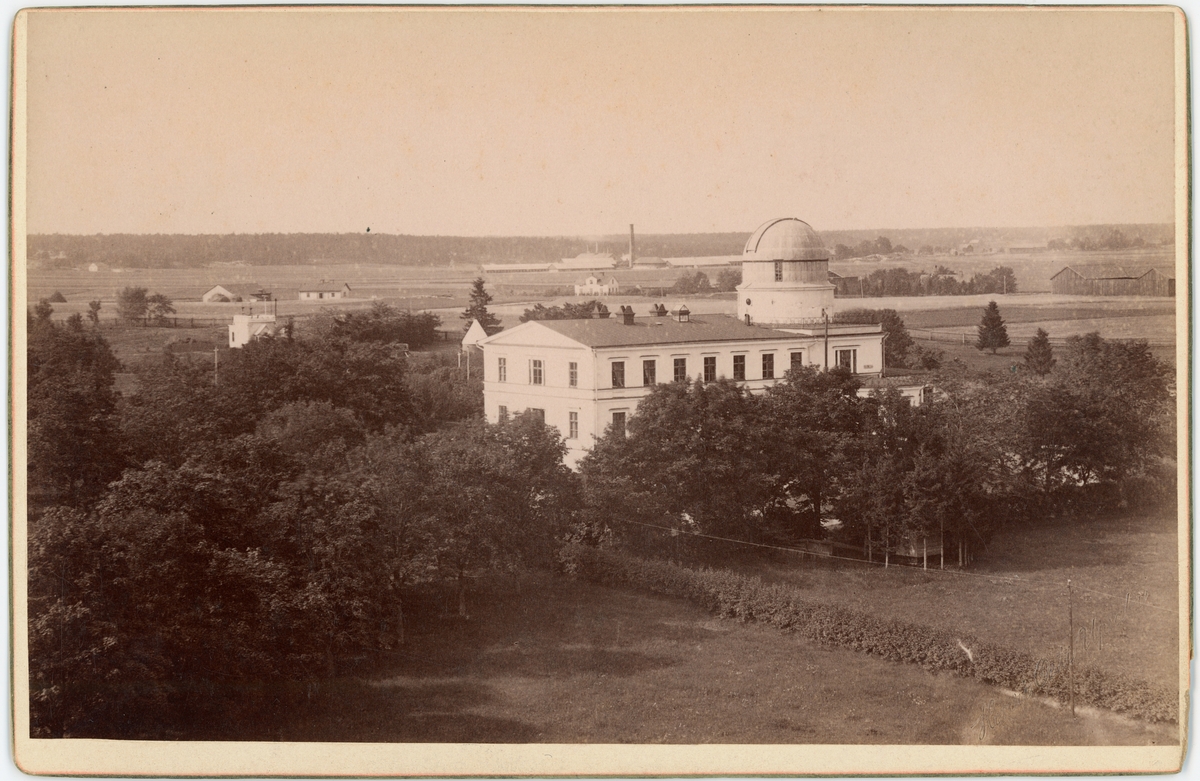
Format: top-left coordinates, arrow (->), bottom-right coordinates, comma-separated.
613,352 -> 801,387
497,357 -> 578,387
498,405 -> 583,439
497,349 -> 858,388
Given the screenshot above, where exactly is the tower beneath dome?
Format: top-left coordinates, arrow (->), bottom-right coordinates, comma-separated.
737,218 -> 836,326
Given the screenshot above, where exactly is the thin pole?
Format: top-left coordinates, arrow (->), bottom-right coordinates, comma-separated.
213,347 -> 219,387
1068,579 -> 1076,717
822,309 -> 829,371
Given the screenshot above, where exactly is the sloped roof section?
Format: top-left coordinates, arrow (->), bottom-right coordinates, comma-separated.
1053,265 -> 1175,280
532,314 -> 804,348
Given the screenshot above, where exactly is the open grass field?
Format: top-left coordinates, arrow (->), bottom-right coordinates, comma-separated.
710,510 -> 1180,694
192,573 -> 1174,746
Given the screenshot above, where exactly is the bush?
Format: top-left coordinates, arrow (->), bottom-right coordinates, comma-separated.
560,545 -> 1176,723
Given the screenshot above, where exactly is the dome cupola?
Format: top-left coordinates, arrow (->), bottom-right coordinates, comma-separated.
742,218 -> 830,262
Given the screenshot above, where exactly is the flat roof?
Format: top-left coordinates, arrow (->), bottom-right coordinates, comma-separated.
532,314 -> 832,348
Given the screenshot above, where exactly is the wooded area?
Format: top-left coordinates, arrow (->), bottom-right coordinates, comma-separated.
26,294 -> 1174,738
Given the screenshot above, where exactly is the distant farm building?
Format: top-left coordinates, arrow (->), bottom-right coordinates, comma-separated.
554,252 -> 616,272
228,313 -> 278,348
480,262 -> 553,273
202,284 -> 272,303
664,255 -> 742,268
574,276 -> 620,296
1050,266 -> 1175,297
631,255 -> 668,268
299,283 -> 352,300
86,262 -> 110,273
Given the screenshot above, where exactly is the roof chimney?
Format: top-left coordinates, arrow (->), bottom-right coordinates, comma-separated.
620,305 -> 635,325
652,303 -> 667,317
596,303 -> 611,319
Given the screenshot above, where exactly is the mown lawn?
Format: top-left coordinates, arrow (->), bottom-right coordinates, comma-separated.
726,511 -> 1180,693
196,571 -> 1174,746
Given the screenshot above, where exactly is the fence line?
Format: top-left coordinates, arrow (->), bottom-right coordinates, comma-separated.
906,327 -> 1173,348
613,517 -> 1173,613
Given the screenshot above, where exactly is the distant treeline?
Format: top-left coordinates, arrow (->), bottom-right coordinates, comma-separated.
27,232 -> 744,270
28,224 -> 1172,270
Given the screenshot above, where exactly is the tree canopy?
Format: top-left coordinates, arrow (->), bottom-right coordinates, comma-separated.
462,277 -> 502,335
976,301 -> 1010,354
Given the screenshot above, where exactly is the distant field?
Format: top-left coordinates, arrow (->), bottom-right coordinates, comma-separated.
830,247 -> 1177,294
28,245 -> 1176,313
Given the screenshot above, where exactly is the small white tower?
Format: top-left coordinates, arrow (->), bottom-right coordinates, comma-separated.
737,218 -> 835,326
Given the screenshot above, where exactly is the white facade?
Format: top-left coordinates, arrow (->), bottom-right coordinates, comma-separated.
299,283 -> 351,300
480,315 -> 884,468
574,276 -> 620,296
228,313 -> 278,348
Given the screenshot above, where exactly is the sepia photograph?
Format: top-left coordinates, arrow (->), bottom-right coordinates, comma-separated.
10,5 -> 1190,776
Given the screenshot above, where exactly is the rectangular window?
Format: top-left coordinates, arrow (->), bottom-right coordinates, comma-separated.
530,359 -> 543,385
790,351 -> 804,374
733,354 -> 746,381
611,361 -> 625,388
774,261 -> 783,282
642,359 -> 656,386
528,408 -> 545,424
498,357 -> 507,382
836,349 -> 857,373
568,411 -> 579,439
703,356 -> 717,383
569,361 -> 578,388
498,405 -> 508,421
762,353 -> 775,380
612,411 -> 627,437
673,357 -> 687,383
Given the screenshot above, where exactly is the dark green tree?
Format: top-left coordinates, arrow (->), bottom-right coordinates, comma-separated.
116,287 -> 149,324
834,308 -> 914,368
27,314 -> 123,505
976,300 -> 1010,354
671,271 -> 711,294
520,300 -> 603,322
581,380 -> 778,545
48,291 -> 67,303
145,293 -> 176,324
1023,328 -> 1056,376
87,300 -> 102,327
714,268 -> 742,292
462,277 -> 502,335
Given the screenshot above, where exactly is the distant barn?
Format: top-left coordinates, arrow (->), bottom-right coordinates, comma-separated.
1050,265 -> 1175,297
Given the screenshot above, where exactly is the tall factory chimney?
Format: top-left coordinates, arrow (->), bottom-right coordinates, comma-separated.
629,224 -> 636,269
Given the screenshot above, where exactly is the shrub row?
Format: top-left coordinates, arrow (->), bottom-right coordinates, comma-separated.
560,545 -> 1176,724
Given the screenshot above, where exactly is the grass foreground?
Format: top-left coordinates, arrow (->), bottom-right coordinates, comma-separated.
197,572 -> 1173,746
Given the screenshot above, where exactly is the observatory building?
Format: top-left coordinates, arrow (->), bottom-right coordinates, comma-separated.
738,218 -> 836,326
479,217 -> 908,467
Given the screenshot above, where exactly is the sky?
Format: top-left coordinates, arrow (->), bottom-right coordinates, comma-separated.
20,7 -> 1181,237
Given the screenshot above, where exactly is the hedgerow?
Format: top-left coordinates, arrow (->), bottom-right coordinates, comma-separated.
559,545 -> 1176,724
